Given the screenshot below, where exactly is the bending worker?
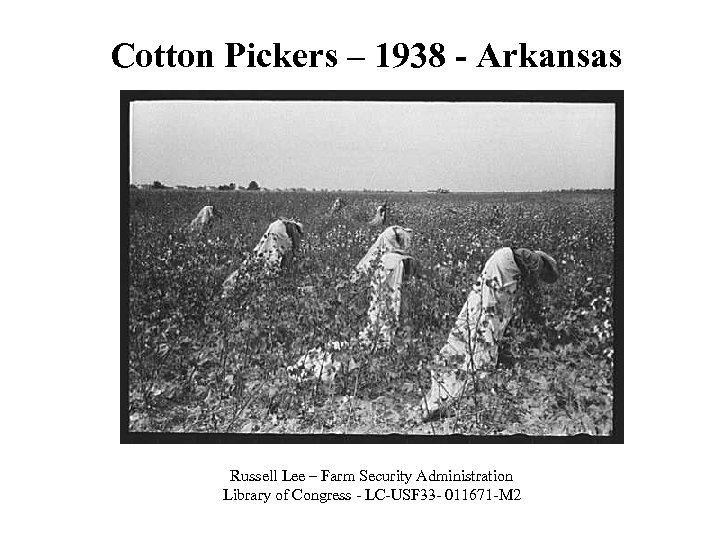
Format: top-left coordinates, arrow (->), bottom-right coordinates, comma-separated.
222,218 -> 303,296
422,246 -> 559,421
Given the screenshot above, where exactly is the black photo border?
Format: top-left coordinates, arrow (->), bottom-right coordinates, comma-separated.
121,90 -> 623,444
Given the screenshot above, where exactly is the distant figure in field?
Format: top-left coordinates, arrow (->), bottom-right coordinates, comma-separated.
222,218 -> 304,296
422,247 -> 559,421
189,205 -> 221,233
289,225 -> 419,382
368,201 -> 388,226
328,197 -> 346,216
356,226 -> 418,345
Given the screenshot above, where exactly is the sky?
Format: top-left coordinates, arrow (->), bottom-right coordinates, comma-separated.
130,100 -> 615,192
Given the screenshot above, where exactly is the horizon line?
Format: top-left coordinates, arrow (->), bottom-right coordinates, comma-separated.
129,184 -> 614,194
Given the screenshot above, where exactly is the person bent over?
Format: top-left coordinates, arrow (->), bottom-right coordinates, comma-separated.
290,226 -> 418,381
189,205 -> 221,233
422,247 -> 559,421
355,226 -> 417,346
222,218 -> 303,296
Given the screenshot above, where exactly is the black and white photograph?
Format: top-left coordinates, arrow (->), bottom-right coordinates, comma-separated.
122,91 -> 621,441
11,0 -> 720,536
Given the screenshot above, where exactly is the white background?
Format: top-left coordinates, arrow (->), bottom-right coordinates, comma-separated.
3,1 -> 718,538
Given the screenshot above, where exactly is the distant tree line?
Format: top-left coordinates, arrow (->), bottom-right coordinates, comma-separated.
130,180 -> 263,190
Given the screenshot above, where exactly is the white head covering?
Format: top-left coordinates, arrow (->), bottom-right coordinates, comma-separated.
253,219 -> 302,266
356,226 -> 412,273
189,205 -> 216,232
